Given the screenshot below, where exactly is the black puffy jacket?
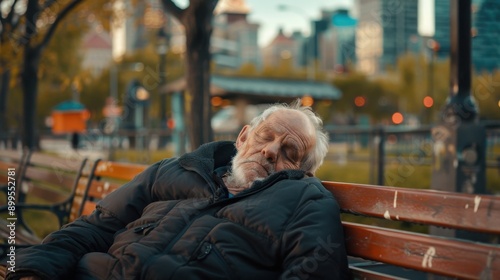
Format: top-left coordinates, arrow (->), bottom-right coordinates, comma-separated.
8,141 -> 348,280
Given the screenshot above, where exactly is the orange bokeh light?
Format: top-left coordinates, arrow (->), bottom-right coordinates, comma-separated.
392,112 -> 404,125
211,96 -> 223,107
423,96 -> 434,108
354,96 -> 366,107
302,96 -> 314,107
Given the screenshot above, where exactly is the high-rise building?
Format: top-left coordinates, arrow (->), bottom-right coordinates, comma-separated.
320,9 -> 357,75
472,0 -> 500,72
81,29 -> 113,77
212,0 -> 260,70
434,0 -> 500,72
111,0 -> 184,60
261,28 -> 295,68
434,0 -> 450,60
355,0 -> 419,74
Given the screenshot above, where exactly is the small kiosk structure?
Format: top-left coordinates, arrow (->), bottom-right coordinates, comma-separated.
51,101 -> 89,135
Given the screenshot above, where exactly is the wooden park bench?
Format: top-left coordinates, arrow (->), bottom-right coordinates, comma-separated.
76,160 -> 500,279
2,155 -> 499,279
0,150 -> 30,204
0,151 -> 88,253
71,159 -> 148,222
323,182 -> 500,279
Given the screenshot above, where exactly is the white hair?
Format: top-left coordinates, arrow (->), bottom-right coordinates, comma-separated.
247,99 -> 329,174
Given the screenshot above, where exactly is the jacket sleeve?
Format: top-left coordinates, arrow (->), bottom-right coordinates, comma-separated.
279,183 -> 349,280
5,160 -> 164,280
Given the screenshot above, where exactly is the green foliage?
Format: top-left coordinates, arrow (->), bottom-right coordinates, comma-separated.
37,18 -> 88,129
472,70 -> 500,120
234,63 -> 259,77
79,42 -> 185,126
332,71 -> 399,123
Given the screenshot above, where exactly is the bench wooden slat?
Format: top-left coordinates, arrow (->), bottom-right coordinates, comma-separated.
0,161 -> 18,170
24,182 -> 69,203
0,150 -> 24,161
70,160 -> 149,219
86,181 -> 121,199
81,201 -> 97,216
93,161 -> 147,181
323,181 -> 500,234
349,266 -> 407,280
29,153 -> 84,170
344,222 -> 500,279
0,220 -> 41,245
24,168 -> 78,192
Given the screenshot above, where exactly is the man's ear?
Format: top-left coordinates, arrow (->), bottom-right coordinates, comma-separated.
235,125 -> 250,149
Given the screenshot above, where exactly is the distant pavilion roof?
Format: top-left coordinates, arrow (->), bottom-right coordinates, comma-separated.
163,75 -> 342,103
53,101 -> 86,112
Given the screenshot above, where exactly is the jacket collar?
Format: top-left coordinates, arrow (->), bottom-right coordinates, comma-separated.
178,141 -> 237,176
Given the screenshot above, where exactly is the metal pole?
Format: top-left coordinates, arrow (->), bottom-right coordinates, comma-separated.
172,91 -> 185,156
158,44 -> 168,148
444,0 -> 478,122
157,26 -> 169,149
377,127 -> 385,186
431,0 -> 486,242
110,64 -> 118,101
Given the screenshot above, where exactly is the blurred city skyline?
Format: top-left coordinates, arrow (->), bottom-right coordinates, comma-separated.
246,0 -> 355,47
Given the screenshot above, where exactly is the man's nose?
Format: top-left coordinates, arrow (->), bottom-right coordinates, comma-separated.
262,142 -> 279,162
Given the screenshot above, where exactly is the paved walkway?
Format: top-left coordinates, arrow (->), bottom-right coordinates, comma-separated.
40,138 -> 106,161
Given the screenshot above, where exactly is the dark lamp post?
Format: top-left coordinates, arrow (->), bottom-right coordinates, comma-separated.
277,4 -> 314,80
430,0 -> 486,242
157,27 -> 169,149
135,87 -> 149,101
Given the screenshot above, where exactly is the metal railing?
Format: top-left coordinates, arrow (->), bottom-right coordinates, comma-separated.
324,121 -> 500,190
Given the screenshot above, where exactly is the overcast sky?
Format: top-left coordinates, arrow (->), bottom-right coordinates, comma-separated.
174,0 -> 434,47
246,0 -> 354,47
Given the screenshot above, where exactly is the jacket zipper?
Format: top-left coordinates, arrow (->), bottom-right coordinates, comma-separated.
133,222 -> 157,235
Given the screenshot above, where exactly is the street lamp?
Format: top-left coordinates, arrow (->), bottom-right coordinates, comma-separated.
426,38 -> 439,123
106,62 -> 144,159
157,27 -> 169,148
123,79 -> 150,150
277,4 -> 315,80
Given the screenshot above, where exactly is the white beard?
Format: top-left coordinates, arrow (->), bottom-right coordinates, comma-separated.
224,151 -> 273,195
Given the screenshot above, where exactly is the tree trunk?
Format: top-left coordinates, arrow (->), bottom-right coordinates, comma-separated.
18,0 -> 82,150
182,1 -> 215,151
0,70 -> 10,147
21,46 -> 41,150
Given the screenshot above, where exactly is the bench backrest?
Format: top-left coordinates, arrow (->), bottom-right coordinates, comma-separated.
323,181 -> 500,279
18,153 -> 88,228
72,159 -> 148,220
0,151 -> 88,245
0,150 -> 30,200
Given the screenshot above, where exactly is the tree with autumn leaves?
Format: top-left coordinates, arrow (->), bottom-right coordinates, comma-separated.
0,0 -> 88,149
1,0 -> 219,151
2,0 -> 499,151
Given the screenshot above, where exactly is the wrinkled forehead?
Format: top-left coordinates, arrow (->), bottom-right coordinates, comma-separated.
260,109 -> 315,139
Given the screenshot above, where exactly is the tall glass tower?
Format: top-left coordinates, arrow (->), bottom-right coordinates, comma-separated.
380,0 -> 419,70
434,0 -> 500,72
355,0 -> 419,74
